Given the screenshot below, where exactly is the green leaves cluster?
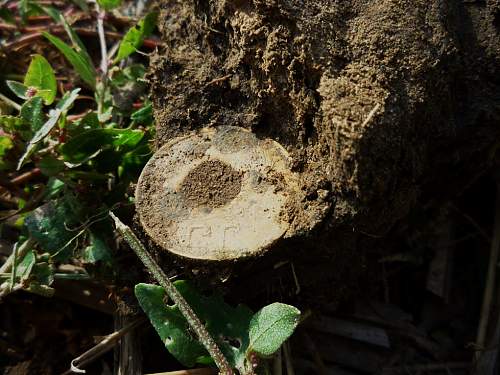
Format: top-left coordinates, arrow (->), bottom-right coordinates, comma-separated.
0,6 -> 155,298
135,282 -> 301,373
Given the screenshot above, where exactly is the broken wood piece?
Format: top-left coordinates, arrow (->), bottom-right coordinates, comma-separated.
135,126 -> 298,261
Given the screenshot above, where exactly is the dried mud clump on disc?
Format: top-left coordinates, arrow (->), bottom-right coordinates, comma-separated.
180,160 -> 242,209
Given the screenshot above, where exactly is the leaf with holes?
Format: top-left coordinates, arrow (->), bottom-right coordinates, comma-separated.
248,303 -> 301,357
135,281 -> 254,370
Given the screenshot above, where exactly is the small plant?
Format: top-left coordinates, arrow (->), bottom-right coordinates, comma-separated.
112,213 -> 301,375
0,4 -> 155,297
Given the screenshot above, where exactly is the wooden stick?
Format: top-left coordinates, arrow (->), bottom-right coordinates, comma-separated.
110,212 -> 234,375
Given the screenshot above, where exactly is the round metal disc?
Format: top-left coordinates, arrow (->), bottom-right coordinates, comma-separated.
135,126 -> 297,261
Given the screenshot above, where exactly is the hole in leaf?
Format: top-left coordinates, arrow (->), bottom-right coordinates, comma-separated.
165,336 -> 173,345
163,294 -> 175,307
225,337 -> 242,349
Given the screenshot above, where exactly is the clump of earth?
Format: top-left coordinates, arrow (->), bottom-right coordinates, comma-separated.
149,0 -> 500,243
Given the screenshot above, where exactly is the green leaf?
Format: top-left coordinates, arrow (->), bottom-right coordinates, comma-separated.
115,12 -> 158,62
24,55 -> 57,105
248,303 -> 301,357
119,142 -> 152,178
21,96 -> 44,133
0,8 -> 15,24
24,197 -> 81,261
70,0 -> 89,11
15,250 -> 35,282
43,32 -> 96,89
82,232 -> 112,263
135,281 -> 254,370
0,115 -> 24,132
17,88 -> 80,170
97,0 -> 122,11
6,80 -> 28,99
44,177 -> 65,198
32,262 -> 55,285
38,156 -> 65,176
0,136 -> 13,157
131,103 -> 153,124
60,128 -> 144,164
0,135 -> 14,170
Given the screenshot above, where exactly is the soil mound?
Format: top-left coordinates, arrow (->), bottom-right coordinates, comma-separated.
149,0 -> 500,237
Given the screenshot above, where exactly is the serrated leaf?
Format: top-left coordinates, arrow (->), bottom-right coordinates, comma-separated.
135,281 -> 254,370
115,12 -> 158,62
97,0 -> 122,11
17,88 -> 80,170
6,80 -> 28,99
60,128 -> 144,164
43,32 -> 96,89
24,55 -> 57,105
248,303 -> 301,357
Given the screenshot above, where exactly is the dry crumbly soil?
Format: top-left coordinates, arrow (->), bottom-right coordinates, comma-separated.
149,0 -> 500,242
180,159 -> 242,208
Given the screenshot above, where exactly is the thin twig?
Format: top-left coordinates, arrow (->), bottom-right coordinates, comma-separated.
95,4 -> 108,76
62,317 -> 146,375
273,348 -> 282,375
476,183 -> 500,353
361,103 -> 381,128
10,168 -> 41,185
109,212 -> 234,375
283,341 -> 295,375
0,237 -> 35,273
8,242 -> 18,293
0,92 -> 21,111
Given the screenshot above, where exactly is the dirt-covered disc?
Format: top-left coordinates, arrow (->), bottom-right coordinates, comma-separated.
135,126 -> 297,261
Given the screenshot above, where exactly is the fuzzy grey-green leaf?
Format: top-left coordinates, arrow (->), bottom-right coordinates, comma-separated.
248,303 -> 300,357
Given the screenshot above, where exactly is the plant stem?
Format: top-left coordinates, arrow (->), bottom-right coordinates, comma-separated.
109,212 -> 234,375
95,5 -> 108,77
0,237 -> 35,273
0,92 -> 21,111
8,242 -> 18,292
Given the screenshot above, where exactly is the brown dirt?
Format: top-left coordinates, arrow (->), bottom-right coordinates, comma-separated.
149,0 -> 500,240
180,159 -> 242,208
